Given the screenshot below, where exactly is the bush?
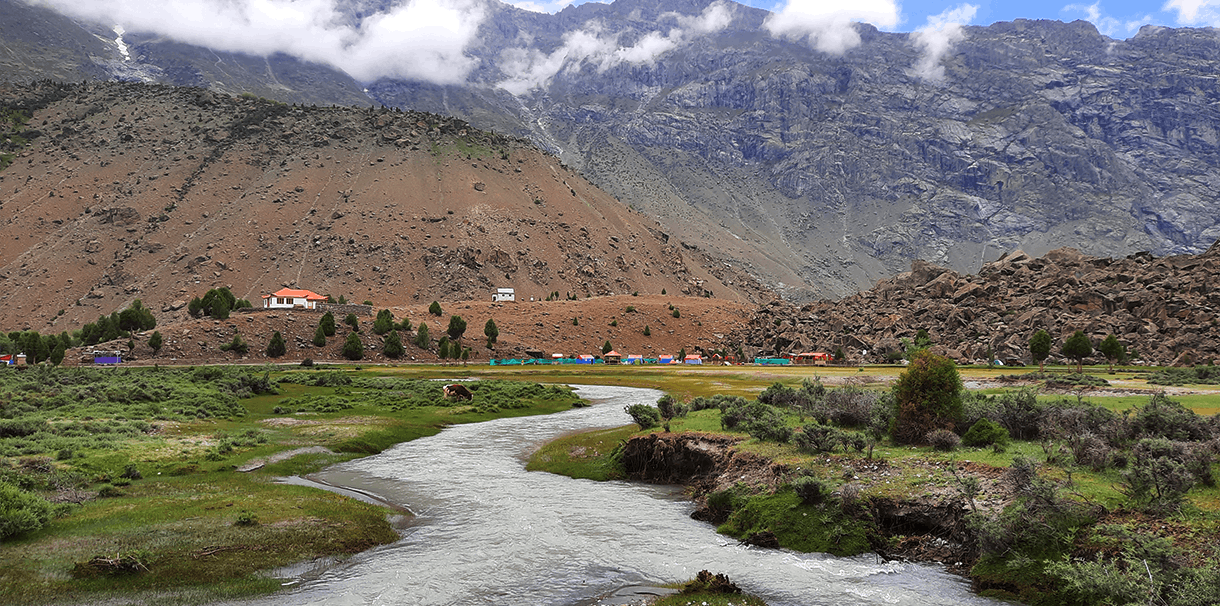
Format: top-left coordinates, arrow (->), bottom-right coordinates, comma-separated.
656,395 -> 687,420
891,350 -> 963,445
342,333 -> 364,361
792,475 -> 834,504
1127,393 -> 1214,442
794,422 -> 847,453
926,429 -> 961,451
0,482 -> 53,539
319,312 -> 336,337
429,301 -> 443,316
624,404 -> 661,429
219,333 -> 248,355
962,418 -> 1009,447
819,386 -> 877,428
1122,438 -> 1208,513
96,484 -> 123,498
300,358 -> 314,367
741,407 -> 793,443
266,331 -> 286,357
383,330 -> 404,359
719,399 -> 772,430
234,510 -> 258,526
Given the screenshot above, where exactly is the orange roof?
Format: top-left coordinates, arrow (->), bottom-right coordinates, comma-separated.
605,350 -> 621,356
263,288 -> 327,300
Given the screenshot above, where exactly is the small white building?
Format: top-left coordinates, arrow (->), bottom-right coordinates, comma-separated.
262,287 -> 327,309
492,287 -> 515,302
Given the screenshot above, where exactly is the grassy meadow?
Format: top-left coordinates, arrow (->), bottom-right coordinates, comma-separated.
1,360 -> 1218,605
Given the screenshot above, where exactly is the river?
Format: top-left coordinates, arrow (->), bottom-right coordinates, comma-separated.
243,385 -> 1004,606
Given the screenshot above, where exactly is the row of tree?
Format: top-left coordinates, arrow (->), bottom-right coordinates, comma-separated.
1029,329 -> 1128,372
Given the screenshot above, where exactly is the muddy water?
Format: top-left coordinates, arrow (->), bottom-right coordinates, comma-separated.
245,385 -> 1003,606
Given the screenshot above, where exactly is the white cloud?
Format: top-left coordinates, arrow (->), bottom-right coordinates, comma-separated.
1163,0 -> 1220,24
1062,2 -> 1147,36
496,1 -> 736,95
26,0 -> 485,85
764,0 -> 899,54
910,4 -> 977,81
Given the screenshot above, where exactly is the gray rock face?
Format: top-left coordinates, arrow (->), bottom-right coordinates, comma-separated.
366,6 -> 1220,300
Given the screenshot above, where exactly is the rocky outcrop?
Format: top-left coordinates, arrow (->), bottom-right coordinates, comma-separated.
733,247 -> 1220,366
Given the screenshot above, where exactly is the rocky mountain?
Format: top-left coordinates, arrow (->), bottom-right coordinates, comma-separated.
4,0 -> 1220,302
732,243 -> 1220,367
0,80 -> 766,333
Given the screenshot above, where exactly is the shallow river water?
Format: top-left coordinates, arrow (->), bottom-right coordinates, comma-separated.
242,385 -> 1004,606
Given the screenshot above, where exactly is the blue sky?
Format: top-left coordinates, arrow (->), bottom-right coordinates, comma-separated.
552,1 -> 1207,39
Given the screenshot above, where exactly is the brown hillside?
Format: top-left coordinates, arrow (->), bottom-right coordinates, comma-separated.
66,295 -> 751,366
734,246 -> 1220,367
0,81 -> 769,334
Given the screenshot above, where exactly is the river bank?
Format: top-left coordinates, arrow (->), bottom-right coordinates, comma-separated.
529,385 -> 1220,606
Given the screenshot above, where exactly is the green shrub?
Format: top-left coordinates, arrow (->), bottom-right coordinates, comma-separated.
266,331 -> 286,357
890,349 -> 963,445
791,475 -> 834,505
219,333 -> 248,355
342,333 -> 364,360
0,481 -> 53,539
741,406 -> 793,443
96,484 -> 123,498
962,418 -> 1009,447
233,510 -> 258,526
624,404 -> 660,429
926,429 -> 960,451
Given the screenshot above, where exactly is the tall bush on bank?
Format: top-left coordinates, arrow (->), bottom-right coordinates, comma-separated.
891,349 -> 964,445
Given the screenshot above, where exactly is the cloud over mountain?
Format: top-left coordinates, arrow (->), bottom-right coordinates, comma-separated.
25,0 -> 486,84
763,0 -> 899,54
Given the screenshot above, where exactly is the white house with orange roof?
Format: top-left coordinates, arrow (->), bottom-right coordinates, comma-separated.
262,288 -> 327,310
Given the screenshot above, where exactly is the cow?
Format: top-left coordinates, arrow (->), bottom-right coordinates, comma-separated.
443,383 -> 473,401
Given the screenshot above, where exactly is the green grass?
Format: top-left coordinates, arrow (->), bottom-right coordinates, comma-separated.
0,367 -> 587,605
526,425 -> 636,480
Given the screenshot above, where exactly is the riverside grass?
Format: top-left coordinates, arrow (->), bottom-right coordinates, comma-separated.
0,365 -> 582,606
3,362 -> 1218,604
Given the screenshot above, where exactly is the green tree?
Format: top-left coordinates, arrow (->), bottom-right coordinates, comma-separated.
602,340 -> 613,355
484,318 -> 498,349
437,336 -> 450,359
210,295 -> 231,320
373,309 -> 393,335
461,347 -> 470,364
415,322 -> 430,349
447,315 -> 467,340
266,331 -> 286,357
1062,330 -> 1093,373
901,328 -> 933,359
383,330 -> 404,359
834,346 -> 846,362
148,331 -> 163,353
1098,333 -> 1127,372
118,299 -> 156,332
1029,329 -> 1052,372
49,342 -> 66,366
344,313 -> 359,332
891,349 -> 964,445
312,324 -> 327,347
672,308 -> 680,318
397,317 -> 412,332
643,325 -> 651,336
320,312 -> 336,337
342,332 -> 363,360
429,301 -> 443,316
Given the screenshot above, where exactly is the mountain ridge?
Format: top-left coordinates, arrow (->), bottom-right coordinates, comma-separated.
3,0 -> 1220,302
